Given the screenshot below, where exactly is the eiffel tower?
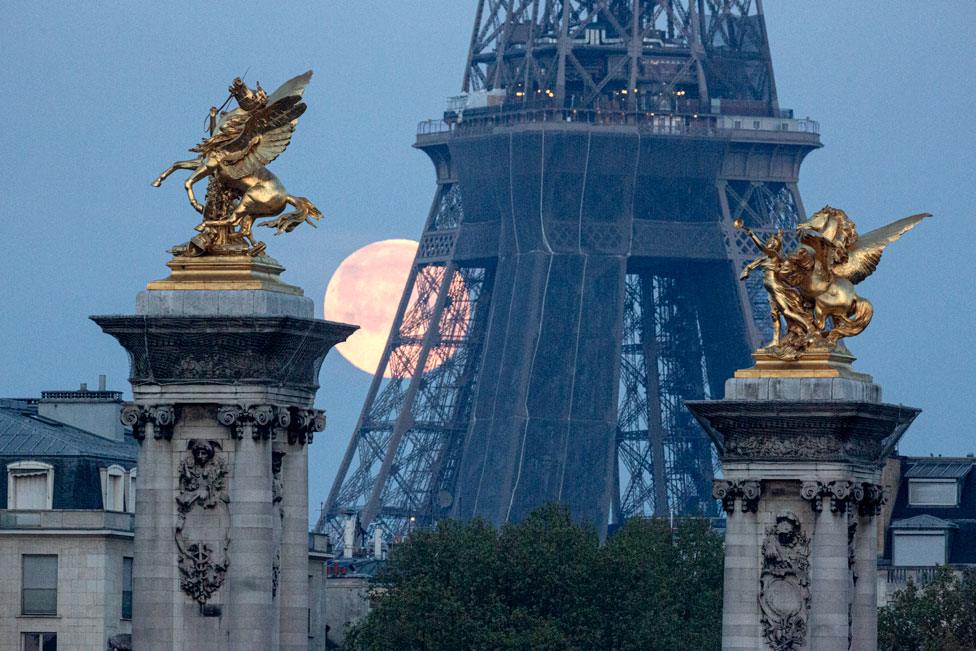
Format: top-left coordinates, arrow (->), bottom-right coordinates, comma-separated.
319,0 -> 820,545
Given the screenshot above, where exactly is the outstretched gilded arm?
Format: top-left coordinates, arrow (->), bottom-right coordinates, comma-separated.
740,255 -> 764,280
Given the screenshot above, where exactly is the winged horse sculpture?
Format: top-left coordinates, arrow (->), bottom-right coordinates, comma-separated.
738,206 -> 929,359
152,70 -> 322,256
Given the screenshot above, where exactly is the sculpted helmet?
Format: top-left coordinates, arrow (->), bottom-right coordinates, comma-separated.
228,78 -> 268,112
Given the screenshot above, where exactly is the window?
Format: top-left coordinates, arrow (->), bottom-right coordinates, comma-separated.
22,555 -> 57,615
908,479 -> 958,506
7,462 -> 54,510
893,531 -> 947,566
122,557 -> 133,619
733,120 -> 742,129
753,120 -> 761,129
100,465 -> 126,512
22,632 -> 57,651
125,468 -> 137,513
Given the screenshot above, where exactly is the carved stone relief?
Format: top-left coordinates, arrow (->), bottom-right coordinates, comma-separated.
176,439 -> 230,604
724,432 -> 882,463
760,512 -> 811,651
120,404 -> 178,441
712,479 -> 761,513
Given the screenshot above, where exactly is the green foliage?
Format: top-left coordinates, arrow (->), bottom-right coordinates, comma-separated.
879,566 -> 976,651
344,504 -> 723,651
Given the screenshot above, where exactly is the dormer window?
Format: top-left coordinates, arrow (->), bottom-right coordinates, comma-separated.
908,478 -> 958,506
100,465 -> 129,512
6,461 -> 54,510
905,461 -> 972,507
891,515 -> 957,566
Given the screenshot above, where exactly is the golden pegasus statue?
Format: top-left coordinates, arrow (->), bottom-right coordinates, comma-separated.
737,206 -> 929,361
152,70 -> 322,257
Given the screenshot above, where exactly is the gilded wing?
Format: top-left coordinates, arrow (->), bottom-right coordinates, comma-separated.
832,213 -> 930,284
191,107 -> 249,154
265,70 -> 313,105
220,70 -> 314,179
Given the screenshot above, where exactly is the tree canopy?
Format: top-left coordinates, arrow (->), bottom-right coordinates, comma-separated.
879,565 -> 976,651
344,504 -> 723,650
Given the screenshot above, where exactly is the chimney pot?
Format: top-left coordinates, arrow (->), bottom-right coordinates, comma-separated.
98,375 -> 107,391
80,383 -> 88,392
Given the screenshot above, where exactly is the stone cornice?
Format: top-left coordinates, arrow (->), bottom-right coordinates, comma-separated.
685,400 -> 918,465
92,315 -> 356,393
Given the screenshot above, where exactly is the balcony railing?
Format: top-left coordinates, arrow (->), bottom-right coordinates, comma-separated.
418,109 -> 819,139
882,565 -> 975,586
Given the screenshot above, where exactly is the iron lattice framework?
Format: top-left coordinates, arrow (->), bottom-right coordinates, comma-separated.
319,0 -> 819,547
464,0 -> 777,113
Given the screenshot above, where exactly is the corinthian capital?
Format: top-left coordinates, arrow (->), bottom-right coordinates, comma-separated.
712,479 -> 761,514
120,404 -> 177,441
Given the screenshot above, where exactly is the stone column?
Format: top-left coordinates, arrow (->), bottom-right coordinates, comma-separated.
94,262 -> 356,651
688,373 -> 918,651
713,480 -> 762,649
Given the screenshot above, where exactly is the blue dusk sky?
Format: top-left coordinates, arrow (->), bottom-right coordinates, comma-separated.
1,2 -> 974,518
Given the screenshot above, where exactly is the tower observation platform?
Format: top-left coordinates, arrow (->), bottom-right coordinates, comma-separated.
322,0 -> 822,546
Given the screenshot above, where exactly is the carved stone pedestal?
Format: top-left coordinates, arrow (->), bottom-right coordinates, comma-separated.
94,281 -> 355,651
688,374 -> 918,651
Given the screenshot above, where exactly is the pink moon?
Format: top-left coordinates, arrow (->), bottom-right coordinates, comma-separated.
325,240 -> 472,378
324,239 -> 418,377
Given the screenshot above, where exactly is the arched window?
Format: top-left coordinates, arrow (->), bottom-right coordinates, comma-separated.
6,461 -> 54,510
99,464 -> 126,512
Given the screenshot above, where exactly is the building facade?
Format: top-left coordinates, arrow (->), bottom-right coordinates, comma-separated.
1,384 -> 343,651
877,455 -> 976,603
0,387 -> 137,651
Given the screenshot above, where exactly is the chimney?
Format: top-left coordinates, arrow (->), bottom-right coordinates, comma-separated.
37,377 -> 125,441
343,512 -> 359,559
373,527 -> 384,559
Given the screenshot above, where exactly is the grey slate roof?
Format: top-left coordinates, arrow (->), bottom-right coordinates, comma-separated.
904,460 -> 974,479
0,399 -> 136,461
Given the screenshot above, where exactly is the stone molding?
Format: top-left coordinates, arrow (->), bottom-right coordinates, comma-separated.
120,404 -> 178,441
800,480 -> 886,515
216,404 -> 325,445
712,479 -> 761,513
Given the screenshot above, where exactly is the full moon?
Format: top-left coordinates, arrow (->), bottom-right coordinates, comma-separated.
324,239 -> 418,376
